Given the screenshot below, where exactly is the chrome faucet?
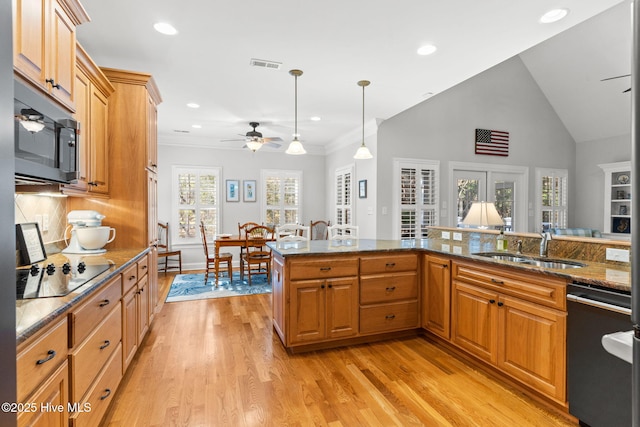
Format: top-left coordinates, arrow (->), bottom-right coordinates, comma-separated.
516,240 -> 523,254
540,232 -> 551,257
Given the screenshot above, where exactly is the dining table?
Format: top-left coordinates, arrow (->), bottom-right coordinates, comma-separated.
213,234 -> 274,282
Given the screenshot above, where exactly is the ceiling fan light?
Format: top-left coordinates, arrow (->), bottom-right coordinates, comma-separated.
353,143 -> 373,160
246,140 -> 263,152
286,138 -> 306,155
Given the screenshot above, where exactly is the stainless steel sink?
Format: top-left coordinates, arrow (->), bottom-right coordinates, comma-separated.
474,252 -> 586,269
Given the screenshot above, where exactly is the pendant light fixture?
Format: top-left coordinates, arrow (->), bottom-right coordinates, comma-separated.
286,69 -> 306,155
353,80 -> 373,160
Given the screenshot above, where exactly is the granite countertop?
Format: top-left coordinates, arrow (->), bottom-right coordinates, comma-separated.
268,238 -> 631,293
16,247 -> 149,346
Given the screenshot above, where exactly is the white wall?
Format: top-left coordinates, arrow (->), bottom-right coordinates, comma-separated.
157,143 -> 325,269
375,55 -> 576,238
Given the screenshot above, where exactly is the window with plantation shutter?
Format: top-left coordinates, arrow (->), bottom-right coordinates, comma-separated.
335,166 -> 353,225
172,166 -> 221,244
536,168 -> 568,232
395,159 -> 439,239
262,169 -> 302,227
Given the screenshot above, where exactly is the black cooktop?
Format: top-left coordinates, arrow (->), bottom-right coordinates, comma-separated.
16,261 -> 112,299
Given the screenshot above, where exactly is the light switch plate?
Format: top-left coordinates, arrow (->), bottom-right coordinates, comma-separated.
453,232 -> 463,241
606,248 -> 630,263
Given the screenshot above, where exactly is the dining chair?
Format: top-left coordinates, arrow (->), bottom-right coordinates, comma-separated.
241,225 -> 274,285
328,224 -> 359,241
238,221 -> 262,264
309,220 -> 331,240
200,222 -> 233,285
157,222 -> 182,274
275,223 -> 310,241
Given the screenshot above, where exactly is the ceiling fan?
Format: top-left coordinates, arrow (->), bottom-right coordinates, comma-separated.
221,122 -> 283,152
600,74 -> 631,93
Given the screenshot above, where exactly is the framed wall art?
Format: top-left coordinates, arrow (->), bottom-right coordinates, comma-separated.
16,222 -> 47,265
226,180 -> 240,202
243,180 -> 256,202
359,180 -> 367,199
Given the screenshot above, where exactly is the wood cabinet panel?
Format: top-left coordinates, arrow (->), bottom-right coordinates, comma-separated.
49,0 -> 75,107
290,280 -> 326,344
289,257 -> 358,280
17,361 -> 68,427
122,285 -> 138,371
325,277 -> 359,339
360,271 -> 417,304
137,274 -> 150,344
359,253 -> 417,275
422,254 -> 451,339
121,264 -> 138,295
69,275 -> 122,347
17,316 -> 68,403
360,301 -> 419,334
69,303 -> 121,402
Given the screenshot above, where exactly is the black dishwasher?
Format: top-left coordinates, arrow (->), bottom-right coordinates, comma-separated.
567,282 -> 632,427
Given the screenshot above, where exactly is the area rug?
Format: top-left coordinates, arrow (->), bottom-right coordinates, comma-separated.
165,272 -> 271,302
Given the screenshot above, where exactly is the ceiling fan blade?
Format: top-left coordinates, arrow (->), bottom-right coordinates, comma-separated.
263,137 -> 283,142
264,141 -> 282,149
601,74 -> 631,82
220,138 -> 247,142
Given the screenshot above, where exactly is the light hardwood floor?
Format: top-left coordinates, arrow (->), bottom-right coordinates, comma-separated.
101,272 -> 578,427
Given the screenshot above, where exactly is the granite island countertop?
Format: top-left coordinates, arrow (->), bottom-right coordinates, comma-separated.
268,238 -> 631,293
16,247 -> 149,345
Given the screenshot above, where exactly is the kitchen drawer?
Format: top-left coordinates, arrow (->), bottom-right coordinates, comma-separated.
289,257 -> 358,280
69,342 -> 122,427
69,304 -> 122,402
121,263 -> 138,295
360,301 -> 419,334
360,253 -> 417,275
453,261 -> 566,309
17,316 -> 68,403
360,271 -> 418,304
69,275 -> 122,348
137,254 -> 149,279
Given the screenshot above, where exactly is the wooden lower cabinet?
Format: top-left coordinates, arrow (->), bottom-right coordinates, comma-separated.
451,261 -> 567,404
122,257 -> 151,372
422,254 -> 451,339
17,361 -> 69,427
290,277 -> 359,344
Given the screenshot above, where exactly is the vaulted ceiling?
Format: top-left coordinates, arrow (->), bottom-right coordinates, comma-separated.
76,0 -> 628,153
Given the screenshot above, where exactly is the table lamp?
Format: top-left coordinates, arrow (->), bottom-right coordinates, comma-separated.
461,201 -> 504,229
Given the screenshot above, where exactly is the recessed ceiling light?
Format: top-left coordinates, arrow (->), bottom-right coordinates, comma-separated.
310,116 -> 321,121
186,102 -> 200,109
154,22 -> 178,35
192,124 -> 202,129
540,9 -> 569,24
417,44 -> 437,56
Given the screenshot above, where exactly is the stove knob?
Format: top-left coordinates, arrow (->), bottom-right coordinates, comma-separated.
77,262 -> 86,273
29,264 -> 40,276
45,263 -> 56,275
62,263 -> 71,274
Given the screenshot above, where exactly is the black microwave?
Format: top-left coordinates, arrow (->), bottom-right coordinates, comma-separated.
14,79 -> 79,184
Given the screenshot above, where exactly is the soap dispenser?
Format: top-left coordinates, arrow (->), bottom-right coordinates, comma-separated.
496,230 -> 507,251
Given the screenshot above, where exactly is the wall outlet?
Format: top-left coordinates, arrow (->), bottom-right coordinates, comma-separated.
42,214 -> 49,231
441,231 -> 450,239
606,248 -> 630,263
453,232 -> 463,241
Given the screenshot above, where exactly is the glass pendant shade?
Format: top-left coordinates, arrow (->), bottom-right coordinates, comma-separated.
246,139 -> 263,152
353,143 -> 373,159
286,138 -> 306,155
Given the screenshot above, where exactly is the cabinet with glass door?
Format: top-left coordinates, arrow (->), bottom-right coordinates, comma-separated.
599,161 -> 631,236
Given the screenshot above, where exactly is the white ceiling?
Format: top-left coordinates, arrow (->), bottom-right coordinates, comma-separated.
75,0 -> 627,154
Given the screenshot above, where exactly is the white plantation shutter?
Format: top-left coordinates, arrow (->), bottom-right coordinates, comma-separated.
172,166 -> 221,243
537,168 -> 568,231
262,170 -> 302,227
335,166 -> 353,225
397,160 -> 439,239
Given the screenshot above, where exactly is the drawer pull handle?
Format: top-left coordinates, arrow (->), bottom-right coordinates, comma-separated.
99,340 -> 111,350
129,275 -> 136,280
489,299 -> 496,304
141,265 -> 148,270
320,284 -> 325,289
100,389 -> 112,401
385,262 -> 396,267
385,314 -> 396,320
497,302 -> 504,307
99,299 -> 110,307
442,264 -> 449,268
385,286 -> 396,292
320,267 -> 332,271
36,350 -> 56,365
490,278 -> 504,285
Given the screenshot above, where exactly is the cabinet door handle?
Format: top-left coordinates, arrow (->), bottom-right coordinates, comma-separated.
36,350 -> 56,365
490,278 -> 504,285
98,299 -> 110,307
45,78 -> 60,89
320,284 -> 325,289
385,286 -> 396,292
385,314 -> 396,320
497,302 -> 504,307
385,262 -> 396,268
141,265 -> 148,270
99,389 -> 112,401
320,267 -> 332,271
328,284 -> 333,288
442,264 -> 449,268
99,340 -> 111,350
129,275 -> 136,280
489,299 -> 496,304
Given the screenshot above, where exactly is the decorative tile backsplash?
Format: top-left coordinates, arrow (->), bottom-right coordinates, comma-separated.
15,194 -> 67,244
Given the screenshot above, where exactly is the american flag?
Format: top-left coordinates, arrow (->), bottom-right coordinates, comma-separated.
475,129 -> 509,156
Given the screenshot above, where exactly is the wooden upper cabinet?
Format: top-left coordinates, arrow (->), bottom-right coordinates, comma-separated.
64,44 -> 114,196
13,0 -> 90,111
147,94 -> 158,171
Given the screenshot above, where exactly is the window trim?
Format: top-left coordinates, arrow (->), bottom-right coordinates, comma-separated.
171,165 -> 222,245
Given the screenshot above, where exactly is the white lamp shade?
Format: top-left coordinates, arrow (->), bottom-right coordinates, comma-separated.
461,201 -> 504,228
246,140 -> 263,152
285,138 -> 306,155
353,144 -> 373,160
